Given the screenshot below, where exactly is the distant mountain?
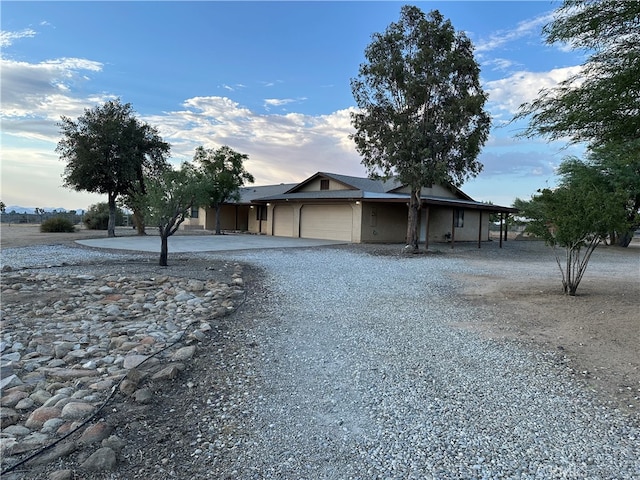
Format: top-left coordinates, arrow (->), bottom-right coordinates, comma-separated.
3,206 -> 85,214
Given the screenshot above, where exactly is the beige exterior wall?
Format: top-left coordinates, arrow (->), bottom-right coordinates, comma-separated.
422,207 -> 491,243
298,178 -> 352,192
247,205 -> 269,234
189,199 -> 493,245
180,207 -> 207,230
359,202 -> 407,243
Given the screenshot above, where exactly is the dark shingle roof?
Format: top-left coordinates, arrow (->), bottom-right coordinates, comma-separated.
245,172 -> 517,213
237,184 -> 297,203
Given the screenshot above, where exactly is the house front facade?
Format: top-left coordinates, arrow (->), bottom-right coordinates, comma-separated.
182,172 -> 517,246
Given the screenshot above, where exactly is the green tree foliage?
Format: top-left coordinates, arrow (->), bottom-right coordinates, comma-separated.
515,1 -> 640,248
516,0 -> 639,148
350,5 -> 490,250
140,163 -> 207,266
1,201 -> 7,214
84,202 -> 125,230
40,216 -> 76,233
514,158 -> 628,295
585,141 -> 640,246
57,99 -> 170,237
194,145 -> 255,235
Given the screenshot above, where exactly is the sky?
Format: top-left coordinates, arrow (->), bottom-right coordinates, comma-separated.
1,1 -> 588,211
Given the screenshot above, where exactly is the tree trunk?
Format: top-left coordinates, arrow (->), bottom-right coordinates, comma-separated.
159,232 -> 169,267
132,208 -> 147,235
617,230 -> 633,247
215,204 -> 222,235
107,193 -> 116,238
405,188 -> 420,250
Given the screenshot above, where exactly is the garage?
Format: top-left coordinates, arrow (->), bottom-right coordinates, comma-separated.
273,205 -> 294,237
300,204 -> 353,241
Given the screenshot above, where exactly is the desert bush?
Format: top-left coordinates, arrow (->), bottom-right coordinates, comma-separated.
83,203 -> 125,230
40,216 -> 76,233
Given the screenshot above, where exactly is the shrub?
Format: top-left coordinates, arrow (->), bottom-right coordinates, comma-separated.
83,203 -> 125,230
40,216 -> 76,233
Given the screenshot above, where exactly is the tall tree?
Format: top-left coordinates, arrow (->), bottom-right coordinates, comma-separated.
516,0 -> 640,149
141,163 -> 206,266
351,5 -> 490,250
514,158 -> 629,295
194,145 -> 255,235
57,99 -> 170,237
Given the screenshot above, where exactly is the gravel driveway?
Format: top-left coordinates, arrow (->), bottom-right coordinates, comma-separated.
209,246 -> 639,479
2,243 -> 638,478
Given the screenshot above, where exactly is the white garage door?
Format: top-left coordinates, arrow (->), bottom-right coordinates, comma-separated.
273,205 -> 294,237
300,204 -> 352,241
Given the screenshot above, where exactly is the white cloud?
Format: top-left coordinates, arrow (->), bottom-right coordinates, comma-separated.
1,57 -> 105,120
478,150 -> 558,178
475,12 -> 554,53
263,97 -> 308,110
484,66 -> 583,115
264,98 -> 296,107
0,28 -> 37,47
144,97 -> 365,186
483,57 -> 519,72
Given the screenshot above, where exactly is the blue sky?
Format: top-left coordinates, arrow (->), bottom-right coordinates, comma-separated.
1,1 -> 586,210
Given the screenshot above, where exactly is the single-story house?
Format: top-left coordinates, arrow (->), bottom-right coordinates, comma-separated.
182,172 -> 518,247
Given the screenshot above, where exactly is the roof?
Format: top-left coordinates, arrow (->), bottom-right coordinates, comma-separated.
307,172 -> 403,194
251,172 -> 518,214
237,184 -> 297,203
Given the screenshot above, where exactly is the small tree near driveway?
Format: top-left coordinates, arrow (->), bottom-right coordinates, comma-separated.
194,145 -> 255,235
514,159 -> 629,296
142,163 -> 206,266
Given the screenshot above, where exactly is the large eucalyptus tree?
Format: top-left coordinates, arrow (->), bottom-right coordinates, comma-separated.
351,5 -> 490,249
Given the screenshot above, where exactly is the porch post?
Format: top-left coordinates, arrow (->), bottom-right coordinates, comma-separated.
478,210 -> 482,249
424,205 -> 430,250
503,214 -> 509,242
451,209 -> 456,249
499,213 -> 504,248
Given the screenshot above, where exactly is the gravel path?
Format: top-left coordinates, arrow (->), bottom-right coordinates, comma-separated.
2,244 -> 638,478
208,247 -> 639,479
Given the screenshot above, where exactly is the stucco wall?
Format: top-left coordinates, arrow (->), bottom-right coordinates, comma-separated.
423,208 -> 490,243
297,178 -> 352,192
359,202 -> 407,243
180,207 -> 207,230
247,205 -> 269,234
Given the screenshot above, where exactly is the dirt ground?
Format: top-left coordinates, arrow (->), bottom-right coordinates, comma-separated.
446,239 -> 640,421
0,223 -> 211,249
2,224 -> 639,421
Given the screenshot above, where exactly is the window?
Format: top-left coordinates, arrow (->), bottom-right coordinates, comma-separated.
454,208 -> 464,228
320,179 -> 330,190
256,205 -> 268,221
190,207 -> 199,218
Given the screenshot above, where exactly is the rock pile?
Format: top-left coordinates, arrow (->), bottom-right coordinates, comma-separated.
0,265 -> 244,478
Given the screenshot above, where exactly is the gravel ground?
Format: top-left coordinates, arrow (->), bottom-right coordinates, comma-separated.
2,243 -> 639,479
204,246 -> 638,479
